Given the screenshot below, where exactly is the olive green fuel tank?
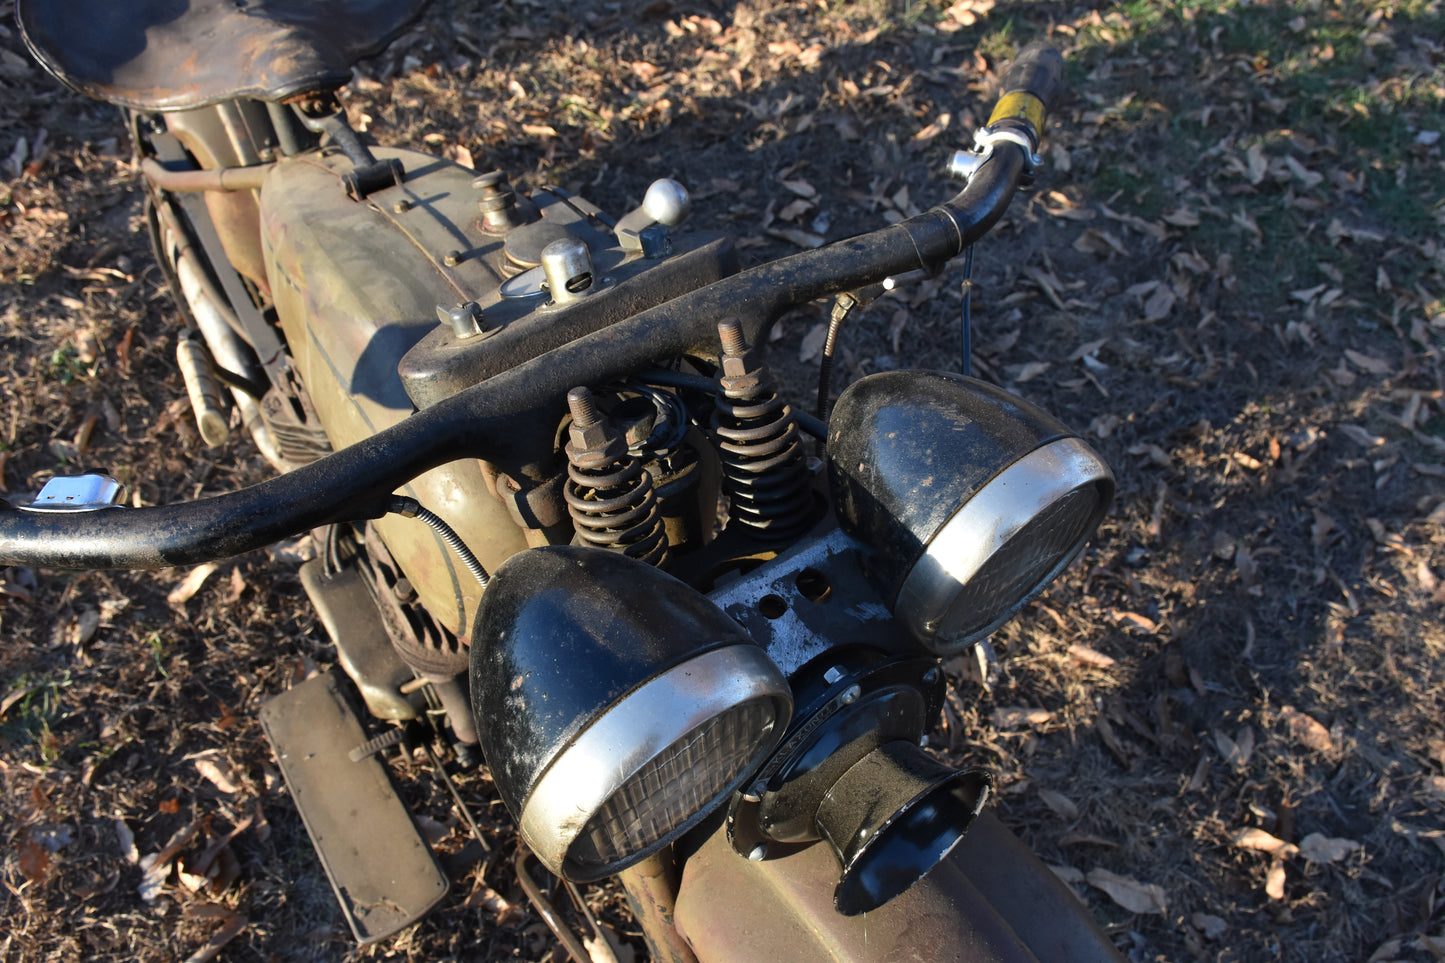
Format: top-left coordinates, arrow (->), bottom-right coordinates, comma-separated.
258,147 -> 529,644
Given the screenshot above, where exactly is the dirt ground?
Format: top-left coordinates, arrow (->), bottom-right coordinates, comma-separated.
2,1 -> 1444,961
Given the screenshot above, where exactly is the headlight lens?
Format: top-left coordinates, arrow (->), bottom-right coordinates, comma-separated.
471,547 -> 791,881
827,371 -> 1114,654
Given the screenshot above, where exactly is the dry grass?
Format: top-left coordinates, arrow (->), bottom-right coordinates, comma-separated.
2,1 -> 1444,960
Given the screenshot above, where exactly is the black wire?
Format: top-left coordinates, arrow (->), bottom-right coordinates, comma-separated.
960,244 -> 975,376
389,496 -> 490,587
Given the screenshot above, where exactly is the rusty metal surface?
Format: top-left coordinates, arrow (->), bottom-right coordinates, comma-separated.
674,811 -> 1125,963
17,0 -> 428,111
260,668 -> 447,943
618,851 -> 699,963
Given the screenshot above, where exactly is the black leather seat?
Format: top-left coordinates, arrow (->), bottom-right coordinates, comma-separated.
17,0 -> 429,111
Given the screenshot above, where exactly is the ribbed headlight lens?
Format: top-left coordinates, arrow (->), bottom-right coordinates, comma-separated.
827,371 -> 1114,654
471,546 -> 791,881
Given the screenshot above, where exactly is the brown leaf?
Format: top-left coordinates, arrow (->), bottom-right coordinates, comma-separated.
779,178 -> 817,199
1038,788 -> 1080,821
1143,283 -> 1176,321
1086,868 -> 1168,914
1233,827 -> 1298,857
798,323 -> 828,364
192,753 -> 241,795
766,227 -> 825,249
1299,833 -> 1360,864
1344,349 -> 1392,376
1246,143 -> 1268,185
1068,644 -> 1117,669
1192,913 -> 1228,940
991,706 -> 1053,728
168,562 -> 221,606
1265,858 -> 1288,899
181,905 -> 246,963
1279,705 -> 1333,752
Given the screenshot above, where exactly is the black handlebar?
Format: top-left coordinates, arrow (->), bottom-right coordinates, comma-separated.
0,47 -> 1062,571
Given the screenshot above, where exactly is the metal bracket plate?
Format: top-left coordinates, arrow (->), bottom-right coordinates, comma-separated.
260,669 -> 447,943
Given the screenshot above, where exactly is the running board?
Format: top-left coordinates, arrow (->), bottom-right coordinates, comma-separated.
261,669 -> 447,943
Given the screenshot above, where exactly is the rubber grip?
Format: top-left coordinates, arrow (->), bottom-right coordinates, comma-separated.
989,43 -> 1064,133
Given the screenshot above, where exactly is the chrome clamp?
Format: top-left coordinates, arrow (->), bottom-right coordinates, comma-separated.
946,125 -> 1043,183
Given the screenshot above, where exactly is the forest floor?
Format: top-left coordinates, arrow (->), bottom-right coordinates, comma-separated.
2,1 -> 1444,961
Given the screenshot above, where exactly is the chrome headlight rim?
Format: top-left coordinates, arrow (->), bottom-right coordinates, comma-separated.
519,643 -> 791,881
896,436 -> 1113,652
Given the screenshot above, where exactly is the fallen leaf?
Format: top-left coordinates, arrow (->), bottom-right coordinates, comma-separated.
1068,644 -> 1116,669
168,563 -> 221,606
1013,361 -> 1051,383
1344,349 -> 1391,376
1246,143 -> 1268,185
1338,424 -> 1386,448
991,706 -> 1053,727
1086,868 -> 1168,914
780,178 -> 817,199
1299,833 -> 1360,864
193,753 -> 241,795
1279,705 -> 1333,752
798,322 -> 828,363
1265,858 -> 1287,899
1039,788 -> 1080,821
1143,284 -> 1176,321
1048,863 -> 1086,885
1192,913 -> 1228,940
1233,827 -> 1298,857
766,227 -> 826,249
181,904 -> 247,963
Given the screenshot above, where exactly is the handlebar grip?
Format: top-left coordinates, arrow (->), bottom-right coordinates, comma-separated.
988,43 -> 1064,141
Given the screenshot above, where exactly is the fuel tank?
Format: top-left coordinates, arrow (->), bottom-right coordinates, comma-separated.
257,147 -> 735,641
258,146 -> 530,641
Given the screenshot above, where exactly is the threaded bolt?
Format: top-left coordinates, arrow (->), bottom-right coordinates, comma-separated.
717,320 -> 749,357
567,387 -> 600,428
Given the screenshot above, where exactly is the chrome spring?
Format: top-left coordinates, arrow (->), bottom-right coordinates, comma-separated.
565,457 -> 669,565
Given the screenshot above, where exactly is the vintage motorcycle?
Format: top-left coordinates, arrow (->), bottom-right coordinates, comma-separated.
10,2 -> 1125,960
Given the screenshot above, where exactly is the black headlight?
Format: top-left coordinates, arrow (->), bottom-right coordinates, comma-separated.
470,546 -> 792,881
827,371 -> 1113,654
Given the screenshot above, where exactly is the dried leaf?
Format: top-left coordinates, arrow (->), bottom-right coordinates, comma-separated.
1192,913 -> 1228,940
798,322 -> 828,364
1143,284 -> 1176,321
181,905 -> 246,963
1068,644 -> 1117,669
1246,143 -> 1268,185
991,706 -> 1053,727
1279,705 -> 1333,752
1014,361 -> 1051,383
1338,424 -> 1386,448
779,178 -> 817,199
766,227 -> 826,249
1265,858 -> 1288,900
193,753 -> 241,795
1086,868 -> 1168,914
1299,833 -> 1360,864
1344,349 -> 1391,375
1038,788 -> 1080,821
1233,827 -> 1298,857
168,562 -> 221,606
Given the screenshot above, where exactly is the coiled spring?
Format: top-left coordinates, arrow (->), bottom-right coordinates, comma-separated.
711,321 -> 813,540
565,458 -> 668,565
563,386 -> 669,566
